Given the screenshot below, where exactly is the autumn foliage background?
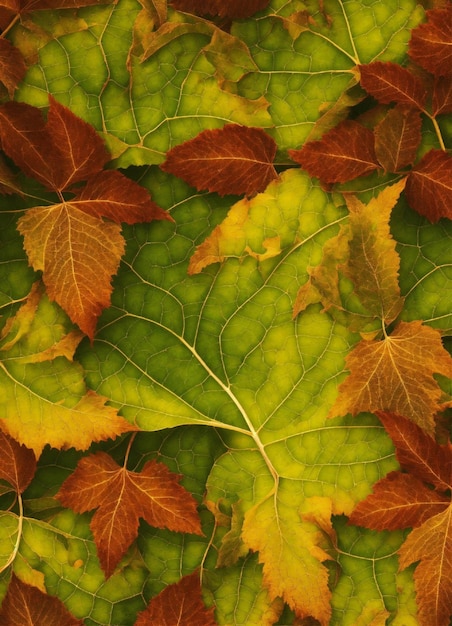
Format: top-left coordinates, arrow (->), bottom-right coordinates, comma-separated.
0,0 -> 451,624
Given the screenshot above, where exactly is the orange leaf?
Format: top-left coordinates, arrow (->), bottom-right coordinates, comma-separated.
374,105 -> 422,172
405,149 -> 452,222
17,204 -> 125,339
170,0 -> 269,19
329,321 -> 452,433
0,431 -> 36,493
289,120 -> 380,184
0,574 -> 83,626
358,61 -> 427,108
135,572 -> 216,626
408,6 -> 452,77
161,124 -> 277,197
57,452 -> 203,577
0,38 -> 27,98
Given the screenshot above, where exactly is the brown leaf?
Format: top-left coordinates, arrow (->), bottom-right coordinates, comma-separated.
161,124 -> 278,197
0,431 -> 36,493
374,105 -> 422,172
135,572 -> 216,626
0,153 -> 23,195
170,0 -> 269,19
289,120 -> 380,184
0,38 -> 27,99
0,574 -> 84,626
405,149 -> 452,222
328,321 -> 452,434
57,452 -> 203,577
408,6 -> 452,77
358,61 -> 427,108
432,76 -> 452,115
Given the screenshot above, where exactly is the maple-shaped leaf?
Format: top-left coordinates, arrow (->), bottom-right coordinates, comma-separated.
170,0 -> 270,19
0,284 -> 134,455
161,125 -> 278,197
0,97 -> 170,338
57,451 -> 203,577
0,573 -> 84,626
289,120 -> 381,184
405,149 -> 452,222
374,105 -> 422,172
329,321 -> 452,434
294,180 -> 405,332
135,572 -> 216,626
358,61 -> 427,109
0,431 -> 36,494
408,6 -> 452,77
0,38 -> 27,99
350,413 -> 452,626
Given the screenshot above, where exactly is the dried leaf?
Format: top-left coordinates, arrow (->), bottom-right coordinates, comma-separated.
170,0 -> 270,19
432,75 -> 452,115
358,61 -> 427,108
408,6 -> 452,77
374,105 -> 422,172
0,38 -> 27,99
405,149 -> 452,222
135,572 -> 216,626
0,431 -> 36,493
161,124 -> 278,197
289,120 -> 381,184
57,452 -> 203,577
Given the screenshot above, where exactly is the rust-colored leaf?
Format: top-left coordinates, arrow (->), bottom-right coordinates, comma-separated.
0,574 -> 84,626
0,38 -> 27,99
135,572 -> 216,626
358,61 -> 427,109
0,431 -> 36,493
161,124 -> 278,197
432,76 -> 452,116
329,321 -> 452,434
374,105 -> 422,172
408,6 -> 452,77
289,120 -> 380,184
405,149 -> 452,222
57,452 -> 203,577
170,0 -> 269,19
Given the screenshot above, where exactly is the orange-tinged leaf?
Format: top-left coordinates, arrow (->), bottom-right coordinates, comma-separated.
408,6 -> 452,77
170,0 -> 270,19
0,97 -> 109,191
289,120 -> 380,184
358,61 -> 427,108
18,203 -> 125,339
161,124 -> 278,197
0,574 -> 84,626
0,38 -> 27,98
398,506 -> 452,626
0,431 -> 36,493
328,321 -> 452,433
374,105 -> 422,172
57,452 -> 203,577
405,149 -> 452,221
135,572 -> 216,626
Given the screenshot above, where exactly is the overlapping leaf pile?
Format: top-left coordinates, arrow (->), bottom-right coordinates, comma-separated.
0,0 -> 451,624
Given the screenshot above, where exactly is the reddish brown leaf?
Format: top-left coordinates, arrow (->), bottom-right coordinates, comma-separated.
170,0 -> 269,19
374,105 -> 422,172
0,154 -> 22,195
161,124 -> 277,197
405,149 -> 452,221
409,7 -> 452,77
0,38 -> 27,98
358,61 -> 427,109
0,574 -> 84,626
0,97 -> 109,191
135,572 -> 216,626
432,76 -> 452,115
57,452 -> 203,577
289,120 -> 380,183
0,431 -> 36,493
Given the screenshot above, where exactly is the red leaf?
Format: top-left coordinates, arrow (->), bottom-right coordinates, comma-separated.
374,105 -> 422,172
135,572 -> 216,626
0,97 -> 109,191
405,149 -> 452,221
432,76 -> 452,116
170,0 -> 269,19
57,452 -> 203,577
409,7 -> 452,77
161,124 -> 277,197
0,574 -> 83,626
0,431 -> 36,493
358,61 -> 427,109
289,120 -> 380,183
0,38 -> 27,98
